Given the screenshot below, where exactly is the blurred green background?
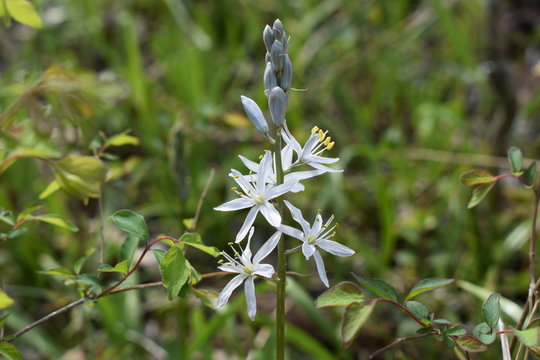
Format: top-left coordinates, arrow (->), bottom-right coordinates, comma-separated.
1,0 -> 539,358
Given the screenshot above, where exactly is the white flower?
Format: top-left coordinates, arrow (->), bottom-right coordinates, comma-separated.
282,124 -> 342,174
238,152 -> 322,193
214,151 -> 298,242
280,200 -> 354,287
217,228 -> 281,320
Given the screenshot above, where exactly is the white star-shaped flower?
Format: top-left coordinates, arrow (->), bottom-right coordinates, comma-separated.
215,151 -> 299,242
282,125 -> 342,174
217,228 -> 281,320
280,200 -> 354,287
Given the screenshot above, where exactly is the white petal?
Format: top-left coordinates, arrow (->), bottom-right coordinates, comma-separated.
282,123 -> 302,155
217,274 -> 247,307
302,241 -> 316,259
238,155 -> 259,173
236,207 -> 259,243
257,152 -> 272,193
289,182 -> 305,193
259,203 -> 281,227
244,276 -> 257,320
218,264 -> 243,273
253,231 -> 281,264
215,198 -> 253,212
281,143 -> 294,170
284,200 -> 310,235
230,169 -> 257,194
285,169 -> 325,183
313,251 -> 329,287
242,227 -> 255,260
300,134 -> 320,158
306,155 -> 340,164
265,181 -> 301,199
317,239 -> 355,257
308,161 -> 342,173
311,214 -> 323,237
279,225 -> 304,241
254,263 -> 275,278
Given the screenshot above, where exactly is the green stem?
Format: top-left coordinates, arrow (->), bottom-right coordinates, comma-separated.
274,128 -> 286,360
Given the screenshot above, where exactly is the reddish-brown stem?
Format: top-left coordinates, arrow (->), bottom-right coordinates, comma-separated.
94,236 -> 176,299
369,298 -> 430,328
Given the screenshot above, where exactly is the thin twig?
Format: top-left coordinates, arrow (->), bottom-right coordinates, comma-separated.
369,333 -> 432,359
190,168 -> 215,231
510,191 -> 540,353
12,298 -> 86,339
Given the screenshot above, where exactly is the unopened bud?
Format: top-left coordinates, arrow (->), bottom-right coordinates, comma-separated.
281,30 -> 288,50
240,95 -> 269,134
273,19 -> 284,39
268,86 -> 287,127
263,25 -> 275,52
265,52 -> 271,64
264,62 -> 277,95
280,54 -> 293,90
271,40 -> 285,72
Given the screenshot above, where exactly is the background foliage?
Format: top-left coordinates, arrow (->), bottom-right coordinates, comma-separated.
1,0 -> 539,358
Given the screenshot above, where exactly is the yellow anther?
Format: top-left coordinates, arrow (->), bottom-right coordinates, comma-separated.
311,126 -> 319,134
218,259 -> 224,264
227,242 -> 234,245
324,137 -> 331,146
326,141 -> 335,150
259,155 -> 263,160
231,187 -> 238,191
318,129 -> 325,142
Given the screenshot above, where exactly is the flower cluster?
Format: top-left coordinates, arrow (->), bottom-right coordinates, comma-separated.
215,19 -> 354,320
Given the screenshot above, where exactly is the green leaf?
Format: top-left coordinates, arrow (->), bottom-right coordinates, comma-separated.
460,170 -> 496,186
76,274 -> 102,294
0,343 -> 23,360
32,214 -> 78,232
159,245 -> 189,301
152,249 -> 165,265
513,327 -> 540,356
315,282 -> 365,308
51,155 -> 108,201
405,278 -> 454,302
455,335 -> 488,352
446,326 -> 467,337
16,205 -> 42,221
523,162 -> 537,187
0,209 -> 15,226
73,248 -> 96,275
179,233 -> 220,257
508,146 -> 523,174
5,0 -> 42,28
120,235 -> 139,266
104,134 -> 139,148
108,209 -> 148,241
0,290 -> 14,309
340,301 -> 375,347
7,228 -> 26,239
467,182 -> 496,209
405,301 -> 429,319
472,322 -> 496,345
39,180 -> 61,199
38,268 -> 75,278
352,274 -> 398,302
97,260 -> 129,275
482,293 -> 501,328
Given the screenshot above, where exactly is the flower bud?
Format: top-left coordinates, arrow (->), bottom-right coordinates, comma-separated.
270,40 -> 284,72
241,95 -> 269,134
264,62 -> 277,95
280,54 -> 293,91
281,30 -> 288,50
263,25 -> 275,52
268,86 -> 286,127
265,52 -> 271,64
273,19 -> 284,39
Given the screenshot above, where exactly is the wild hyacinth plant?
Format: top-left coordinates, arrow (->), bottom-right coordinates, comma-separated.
214,19 -> 354,358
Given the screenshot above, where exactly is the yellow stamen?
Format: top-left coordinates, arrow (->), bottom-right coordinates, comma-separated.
324,137 -> 331,146
311,126 -> 319,134
227,242 -> 234,245
326,141 -> 335,150
318,129 -> 325,142
218,259 -> 224,264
